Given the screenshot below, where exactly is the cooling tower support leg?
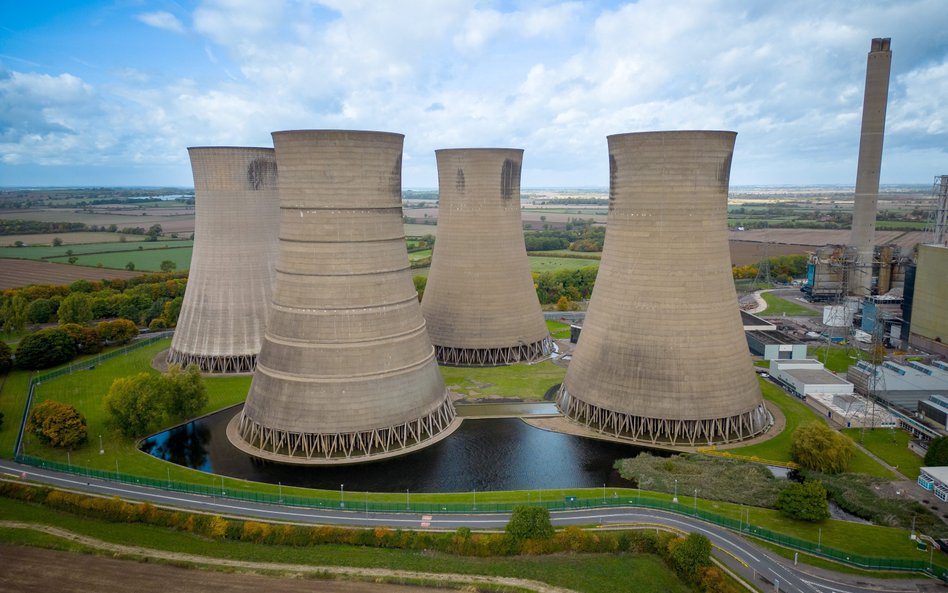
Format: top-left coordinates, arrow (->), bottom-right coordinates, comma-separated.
434,337 -> 554,366
167,349 -> 257,374
557,387 -> 770,447
229,395 -> 459,464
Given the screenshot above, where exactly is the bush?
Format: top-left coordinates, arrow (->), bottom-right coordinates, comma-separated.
925,436 -> 948,467
775,480 -> 830,522
505,506 -> 554,541
15,328 -> 78,369
26,400 -> 88,448
790,422 -> 854,474
668,532 -> 712,581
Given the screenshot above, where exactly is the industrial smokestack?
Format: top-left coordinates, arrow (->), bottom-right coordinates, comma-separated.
850,38 -> 892,296
557,131 -> 768,446
229,130 -> 459,464
422,148 -> 552,366
168,147 -> 279,373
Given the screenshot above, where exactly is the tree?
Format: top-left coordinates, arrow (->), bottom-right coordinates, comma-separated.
57,292 -> 94,325
165,363 -> 208,419
162,296 -> 183,326
103,373 -> 168,437
67,256 -> 78,265
15,328 -> 78,369
790,422 -> 854,474
52,237 -> 63,246
0,341 -> 12,373
60,323 -> 103,354
413,275 -> 427,302
924,436 -> 948,467
125,261 -> 135,271
26,400 -> 88,448
669,532 -> 712,580
505,506 -> 554,540
1,294 -> 29,333
159,260 -> 176,272
27,298 -> 59,324
775,480 -> 830,522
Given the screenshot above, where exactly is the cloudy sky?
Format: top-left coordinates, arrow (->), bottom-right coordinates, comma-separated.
2,0 -> 946,188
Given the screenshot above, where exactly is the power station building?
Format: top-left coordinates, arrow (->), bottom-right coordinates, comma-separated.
557,131 -> 768,446
229,130 -> 459,464
421,148 -> 551,366
168,147 -> 280,373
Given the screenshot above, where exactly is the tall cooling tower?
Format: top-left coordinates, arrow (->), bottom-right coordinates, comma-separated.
850,38 -> 892,296
167,147 -> 279,373
557,131 -> 768,446
422,148 -> 552,366
229,130 -> 459,464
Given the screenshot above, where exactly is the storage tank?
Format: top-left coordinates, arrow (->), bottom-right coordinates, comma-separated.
229,130 -> 459,464
422,148 -> 551,365
557,131 -> 768,445
167,147 -> 279,373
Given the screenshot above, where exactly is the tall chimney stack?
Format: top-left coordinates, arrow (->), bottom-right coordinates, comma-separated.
850,38 -> 892,296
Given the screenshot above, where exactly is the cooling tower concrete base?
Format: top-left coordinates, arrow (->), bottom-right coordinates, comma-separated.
227,400 -> 460,465
435,338 -> 553,367
558,388 -> 769,446
166,352 -> 257,374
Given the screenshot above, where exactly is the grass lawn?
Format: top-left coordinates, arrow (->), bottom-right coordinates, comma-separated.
546,320 -> 572,339
809,345 -> 865,373
48,246 -> 193,271
407,248 -> 432,262
0,498 -> 689,593
0,239 -> 193,261
843,428 -> 924,479
440,360 -> 565,401
759,292 -> 818,316
529,256 -> 599,273
528,249 -> 601,260
725,379 -> 893,478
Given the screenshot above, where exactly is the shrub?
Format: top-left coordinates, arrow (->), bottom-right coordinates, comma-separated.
775,480 -> 830,522
669,532 -> 712,581
26,400 -> 88,448
15,328 -> 78,369
925,436 -> 948,467
790,422 -> 854,474
505,506 -> 554,541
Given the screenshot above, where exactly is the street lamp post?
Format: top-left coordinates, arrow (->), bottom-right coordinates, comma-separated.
406,488 -> 410,511
602,483 -> 606,504
673,479 -> 678,503
693,489 -> 698,516
98,434 -> 104,455
473,487 -> 476,511
340,483 -> 345,508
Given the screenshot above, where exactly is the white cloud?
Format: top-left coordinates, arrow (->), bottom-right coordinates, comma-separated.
136,11 -> 186,34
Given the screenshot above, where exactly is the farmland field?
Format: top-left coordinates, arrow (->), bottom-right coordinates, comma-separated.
48,246 -> 193,271
0,239 -> 193,261
0,259 -> 142,289
0,232 -> 160,246
1,209 -> 195,234
403,223 -> 438,237
529,256 -> 599,273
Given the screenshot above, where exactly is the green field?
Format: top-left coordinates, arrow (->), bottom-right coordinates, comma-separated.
843,428 -> 924,479
726,379 -> 893,478
0,232 -> 161,247
529,256 -> 599,273
759,292 -> 819,316
0,239 -> 193,261
407,248 -> 432,262
48,246 -> 193,271
809,345 -> 866,373
528,249 -> 601,259
440,360 -> 565,401
546,320 -> 572,339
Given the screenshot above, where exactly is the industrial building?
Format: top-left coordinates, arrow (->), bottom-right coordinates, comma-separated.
918,467 -> 948,502
907,245 -> 948,357
230,130 -> 458,464
847,359 -> 948,409
557,131 -> 768,446
850,38 -> 892,296
768,359 -> 854,399
746,330 -> 807,361
168,147 -> 279,373
919,394 -> 948,430
421,148 -> 551,365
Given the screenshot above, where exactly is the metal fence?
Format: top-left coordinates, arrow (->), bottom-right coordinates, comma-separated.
11,332 -> 946,577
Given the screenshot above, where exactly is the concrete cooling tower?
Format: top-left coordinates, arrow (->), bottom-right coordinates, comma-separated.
421,148 -> 552,366
229,130 -> 459,464
167,147 -> 280,373
557,131 -> 768,446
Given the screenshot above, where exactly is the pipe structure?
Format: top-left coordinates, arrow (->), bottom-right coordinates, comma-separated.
557,131 -> 768,446
850,38 -> 892,296
422,148 -> 552,366
229,130 -> 459,465
168,147 -> 279,373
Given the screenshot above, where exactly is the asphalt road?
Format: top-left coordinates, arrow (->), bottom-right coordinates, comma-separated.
0,459 -> 936,593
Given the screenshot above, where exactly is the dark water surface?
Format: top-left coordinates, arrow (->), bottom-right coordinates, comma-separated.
140,405 -> 654,493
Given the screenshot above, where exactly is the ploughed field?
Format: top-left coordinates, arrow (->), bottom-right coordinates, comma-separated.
0,259 -> 142,290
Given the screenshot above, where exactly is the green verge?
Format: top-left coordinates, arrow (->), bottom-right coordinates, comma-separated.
441,360 -> 565,401
752,539 -> 927,579
842,428 -> 924,479
807,346 -> 866,373
725,379 -> 893,478
545,320 -> 571,339
759,292 -> 818,316
0,497 -> 690,593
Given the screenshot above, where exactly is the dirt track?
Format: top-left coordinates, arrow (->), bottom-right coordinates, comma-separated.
0,544 -> 445,593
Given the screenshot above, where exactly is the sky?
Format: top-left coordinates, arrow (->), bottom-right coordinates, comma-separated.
1,0 -> 946,189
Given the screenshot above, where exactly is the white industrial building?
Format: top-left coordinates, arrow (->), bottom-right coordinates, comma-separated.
918,467 -> 948,502
769,359 -> 854,399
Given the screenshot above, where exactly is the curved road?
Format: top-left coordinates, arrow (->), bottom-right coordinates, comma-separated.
0,460 -> 934,593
